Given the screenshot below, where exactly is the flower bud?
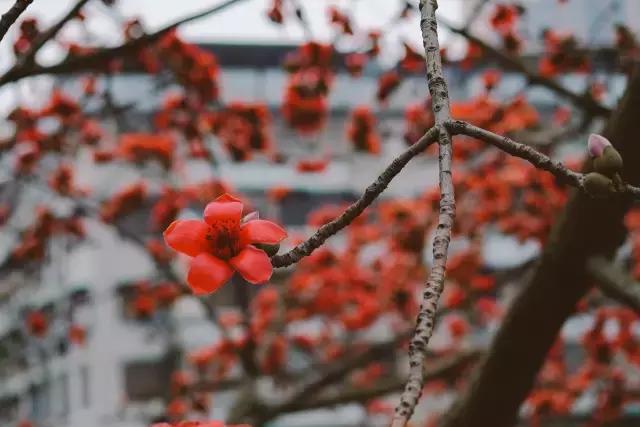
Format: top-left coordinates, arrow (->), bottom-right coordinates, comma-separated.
587,133 -> 611,158
584,172 -> 614,197
593,146 -> 623,178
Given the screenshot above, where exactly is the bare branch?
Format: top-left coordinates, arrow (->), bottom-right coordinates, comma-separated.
437,17 -> 612,118
587,256 -> 640,314
449,120 -> 585,187
284,333 -> 409,404
0,0 -> 248,85
265,349 -> 481,417
447,120 -> 640,198
0,0 -> 33,44
271,126 -> 439,268
393,1 -> 456,425
14,0 -> 90,69
463,0 -> 489,30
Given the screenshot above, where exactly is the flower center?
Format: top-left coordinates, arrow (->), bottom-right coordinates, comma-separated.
207,222 -> 240,260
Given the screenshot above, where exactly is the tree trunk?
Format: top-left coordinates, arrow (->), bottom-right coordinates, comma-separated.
443,70 -> 640,427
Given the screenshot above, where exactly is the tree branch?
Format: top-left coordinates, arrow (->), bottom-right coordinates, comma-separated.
233,279 -> 260,377
0,0 -> 33,44
437,17 -> 612,118
0,0 -> 248,85
392,1 -> 456,425
447,120 -> 640,198
441,68 -> 640,427
264,349 -> 481,417
587,256 -> 640,314
462,0 -> 489,31
254,332 -> 411,424
271,126 -> 439,268
14,0 -> 89,69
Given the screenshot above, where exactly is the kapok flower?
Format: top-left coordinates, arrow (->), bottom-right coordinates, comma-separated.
164,194 -> 286,294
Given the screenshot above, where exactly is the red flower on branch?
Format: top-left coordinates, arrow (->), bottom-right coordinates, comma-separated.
328,6 -> 353,35
26,311 -> 48,337
164,194 -> 287,294
376,71 -> 402,104
345,52 -> 368,77
267,0 -> 284,24
346,106 -> 381,154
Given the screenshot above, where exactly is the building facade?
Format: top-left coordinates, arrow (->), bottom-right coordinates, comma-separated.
0,37 -> 634,426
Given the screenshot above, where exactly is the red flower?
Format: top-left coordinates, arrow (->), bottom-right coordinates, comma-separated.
26,311 -> 48,337
489,4 -> 520,33
345,53 -> 368,77
328,6 -> 353,35
376,71 -> 401,104
296,157 -> 329,173
164,194 -> 287,294
68,324 -> 86,345
119,133 -> 175,168
399,42 -> 424,73
267,0 -> 284,24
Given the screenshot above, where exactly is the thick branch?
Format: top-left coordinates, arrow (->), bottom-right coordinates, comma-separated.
0,0 -> 33,43
271,126 -> 439,268
393,1 -> 456,425
0,0 -> 247,85
587,256 -> 640,314
438,17 -> 612,118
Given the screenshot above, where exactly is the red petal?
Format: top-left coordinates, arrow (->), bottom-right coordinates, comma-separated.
240,220 -> 287,245
204,193 -> 243,226
163,219 -> 209,257
230,245 -> 273,284
187,253 -> 234,294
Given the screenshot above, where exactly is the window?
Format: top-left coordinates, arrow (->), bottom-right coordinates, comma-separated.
51,374 -> 69,418
124,350 -> 178,401
80,365 -> 90,408
0,396 -> 18,425
28,383 -> 50,421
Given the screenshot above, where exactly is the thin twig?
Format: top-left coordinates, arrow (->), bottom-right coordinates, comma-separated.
271,127 -> 439,268
447,120 -> 640,198
271,332 -> 411,415
587,256 -> 640,314
0,0 -> 248,85
463,0 -> 489,30
437,17 -> 612,118
449,120 -> 585,188
0,0 -> 33,44
15,0 -> 90,69
263,349 -> 481,417
392,1 -> 456,425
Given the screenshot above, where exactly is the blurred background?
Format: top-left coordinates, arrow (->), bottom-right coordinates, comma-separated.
0,0 -> 639,426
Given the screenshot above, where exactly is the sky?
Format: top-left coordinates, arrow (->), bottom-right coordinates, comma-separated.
0,0 -> 465,68
0,0 -> 466,114
11,0 -> 463,42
